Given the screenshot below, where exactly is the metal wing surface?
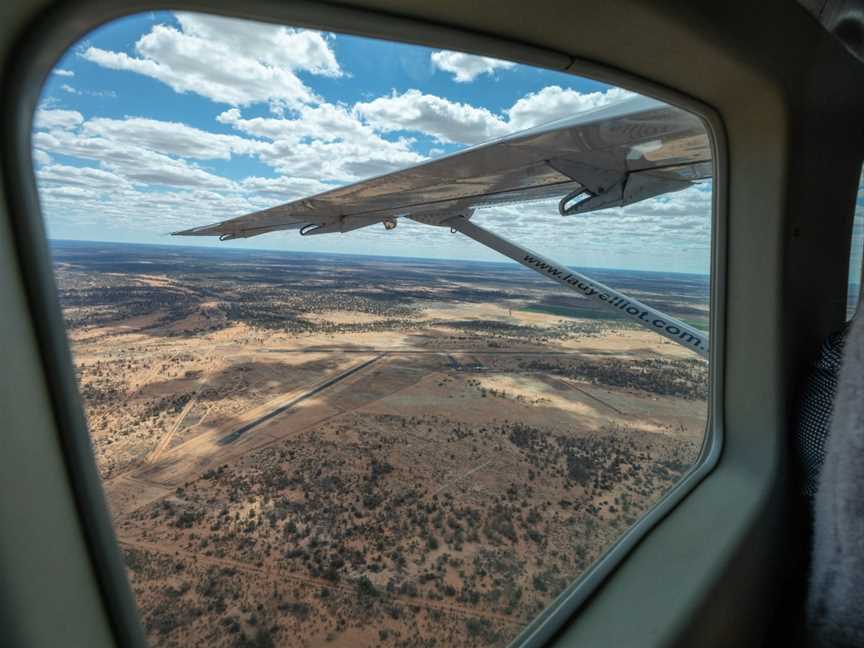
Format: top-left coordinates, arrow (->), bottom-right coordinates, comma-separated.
174,95 -> 712,241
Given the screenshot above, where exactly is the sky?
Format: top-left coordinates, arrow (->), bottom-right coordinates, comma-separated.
33,11 -> 714,273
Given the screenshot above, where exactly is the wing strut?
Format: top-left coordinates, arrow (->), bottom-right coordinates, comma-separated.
444,216 -> 709,358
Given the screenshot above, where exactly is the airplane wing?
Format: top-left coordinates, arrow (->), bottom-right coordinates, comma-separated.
174,95 -> 712,357
174,95 -> 712,240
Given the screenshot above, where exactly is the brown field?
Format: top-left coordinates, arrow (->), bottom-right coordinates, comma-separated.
53,241 -> 709,648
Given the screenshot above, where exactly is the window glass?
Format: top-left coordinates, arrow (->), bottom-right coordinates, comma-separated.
36,12 -> 713,647
847,170 -> 864,319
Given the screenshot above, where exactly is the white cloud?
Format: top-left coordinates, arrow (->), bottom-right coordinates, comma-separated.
260,134 -> 423,182
109,150 -> 238,190
240,175 -> 331,200
41,185 -> 100,200
174,13 -> 341,77
82,117 -> 266,160
32,149 -> 52,166
34,129 -> 237,190
60,85 -> 118,99
34,108 -> 83,130
465,183 -> 712,271
431,50 -> 516,83
31,112 -> 281,192
218,104 -> 372,144
219,105 -> 424,181
39,182 -> 266,233
81,13 -> 340,110
355,90 -> 508,145
37,163 -> 132,191
506,85 -> 635,131
353,86 -> 634,146
53,68 -> 75,77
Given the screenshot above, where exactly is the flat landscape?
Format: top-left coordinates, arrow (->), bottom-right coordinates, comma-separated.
52,239 -> 709,648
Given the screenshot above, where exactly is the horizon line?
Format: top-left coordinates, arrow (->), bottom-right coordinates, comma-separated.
47,237 -> 711,277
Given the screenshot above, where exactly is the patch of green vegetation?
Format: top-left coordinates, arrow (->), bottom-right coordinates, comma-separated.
356,576 -> 379,599
681,318 -> 709,332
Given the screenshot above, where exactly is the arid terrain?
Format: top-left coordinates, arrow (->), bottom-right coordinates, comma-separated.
52,239 -> 709,648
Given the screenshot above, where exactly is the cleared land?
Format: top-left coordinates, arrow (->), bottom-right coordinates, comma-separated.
53,240 -> 709,648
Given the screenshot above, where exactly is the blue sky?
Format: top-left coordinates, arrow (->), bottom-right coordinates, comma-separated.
34,11 -> 713,273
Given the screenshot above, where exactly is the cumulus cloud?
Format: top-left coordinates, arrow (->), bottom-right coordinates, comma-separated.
82,117 -> 266,159
111,150 -> 239,189
262,134 -> 423,181
38,178 -> 291,235
41,185 -> 101,200
353,86 -> 635,146
37,163 -> 132,191
218,104 -> 373,145
174,13 -> 341,77
81,13 -> 340,110
34,108 -> 83,130
33,129 -> 237,190
218,105 -> 423,181
430,50 -> 516,82
465,183 -> 711,270
355,90 -> 508,145
61,85 -> 118,99
506,85 -> 635,131
32,149 -> 52,166
240,175 -> 331,200
53,68 -> 75,77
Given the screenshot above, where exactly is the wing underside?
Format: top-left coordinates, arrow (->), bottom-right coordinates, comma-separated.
174,96 -> 712,241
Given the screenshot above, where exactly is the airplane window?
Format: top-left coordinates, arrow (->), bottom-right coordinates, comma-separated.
35,11 -> 714,647
847,170 -> 864,319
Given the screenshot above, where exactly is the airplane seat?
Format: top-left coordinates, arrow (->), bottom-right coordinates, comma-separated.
796,323 -> 851,505
806,309 -> 864,645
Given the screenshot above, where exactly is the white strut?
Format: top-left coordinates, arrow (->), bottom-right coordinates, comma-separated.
444,216 -> 709,358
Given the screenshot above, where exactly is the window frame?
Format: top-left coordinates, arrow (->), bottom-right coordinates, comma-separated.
846,165 -> 864,320
2,2 -> 727,647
